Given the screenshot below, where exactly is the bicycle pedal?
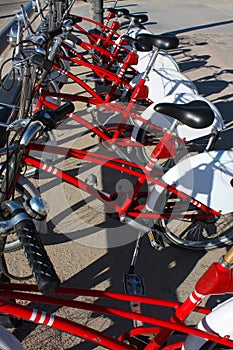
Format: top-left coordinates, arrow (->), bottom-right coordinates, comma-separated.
147,230 -> 165,251
85,174 -> 98,187
124,274 -> 145,327
124,273 -> 145,296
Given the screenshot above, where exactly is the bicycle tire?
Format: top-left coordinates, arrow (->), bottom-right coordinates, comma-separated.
160,198 -> 233,250
0,324 -> 24,350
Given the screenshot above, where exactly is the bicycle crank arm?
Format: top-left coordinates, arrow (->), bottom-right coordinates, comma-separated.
120,215 -> 165,251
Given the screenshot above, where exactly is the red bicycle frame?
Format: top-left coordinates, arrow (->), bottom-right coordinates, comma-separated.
0,255 -> 233,349
35,41 -> 139,106
23,135 -> 220,223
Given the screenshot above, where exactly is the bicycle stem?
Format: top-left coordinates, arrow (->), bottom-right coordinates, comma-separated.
142,48 -> 160,81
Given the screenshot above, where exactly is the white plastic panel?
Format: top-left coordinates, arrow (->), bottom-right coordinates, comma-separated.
146,69 -> 198,102
133,50 -> 180,73
182,296 -> 233,349
148,150 -> 233,214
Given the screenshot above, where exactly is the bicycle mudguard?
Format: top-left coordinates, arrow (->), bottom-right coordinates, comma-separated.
131,92 -> 224,143
134,50 -> 180,74
115,30 -> 180,73
147,150 -> 233,215
182,296 -> 233,349
147,69 -> 199,102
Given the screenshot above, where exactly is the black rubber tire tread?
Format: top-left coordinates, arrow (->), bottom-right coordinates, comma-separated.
15,220 -> 60,294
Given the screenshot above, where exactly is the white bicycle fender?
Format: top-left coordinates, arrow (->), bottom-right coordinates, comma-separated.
133,51 -> 180,73
147,69 -> 198,100
182,296 -> 233,349
0,325 -> 24,350
147,150 -> 233,215
115,30 -> 180,73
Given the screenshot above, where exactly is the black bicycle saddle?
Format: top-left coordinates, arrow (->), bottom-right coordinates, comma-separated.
124,13 -> 149,24
154,100 -> 215,129
107,8 -> 130,17
137,33 -> 179,51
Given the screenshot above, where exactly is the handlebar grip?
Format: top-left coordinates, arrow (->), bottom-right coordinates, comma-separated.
31,53 -> 53,71
49,101 -> 75,123
32,101 -> 75,130
15,219 -> 60,294
48,27 -> 63,39
67,32 -> 82,45
68,14 -> 83,24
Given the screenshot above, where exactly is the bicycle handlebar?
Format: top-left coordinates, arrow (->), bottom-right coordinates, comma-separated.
67,32 -> 82,45
32,101 -> 75,130
1,201 -> 60,294
16,102 -> 75,147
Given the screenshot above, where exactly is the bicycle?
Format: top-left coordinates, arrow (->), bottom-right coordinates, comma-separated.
0,204 -> 233,348
0,101 -> 232,253
28,28 -> 222,166
4,22 -> 208,166
4,0 -> 220,170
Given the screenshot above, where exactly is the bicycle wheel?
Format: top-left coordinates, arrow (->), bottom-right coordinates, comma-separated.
0,325 -> 24,350
160,198 -> 233,250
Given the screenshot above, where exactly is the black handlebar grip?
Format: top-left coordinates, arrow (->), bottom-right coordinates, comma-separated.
32,102 -> 75,130
67,32 -> 82,45
31,53 -> 53,71
49,101 -> 75,123
68,14 -> 83,24
15,219 -> 60,295
48,27 -> 63,40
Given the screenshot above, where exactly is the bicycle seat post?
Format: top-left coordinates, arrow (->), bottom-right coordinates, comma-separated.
142,48 -> 160,81
221,246 -> 233,268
